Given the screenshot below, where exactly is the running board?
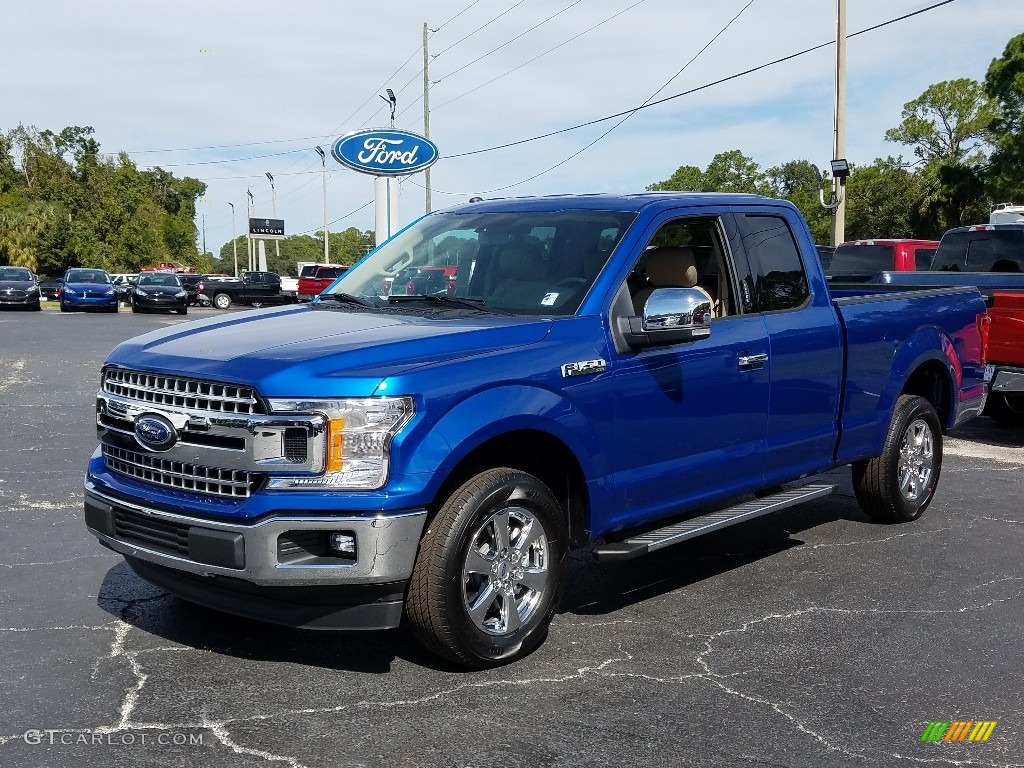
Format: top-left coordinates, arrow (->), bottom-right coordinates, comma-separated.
592,483 -> 835,562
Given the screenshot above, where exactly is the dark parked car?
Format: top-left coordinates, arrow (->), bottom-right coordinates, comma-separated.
0,266 -> 42,311
130,272 -> 188,314
60,268 -> 118,313
38,279 -> 62,302
177,274 -> 210,306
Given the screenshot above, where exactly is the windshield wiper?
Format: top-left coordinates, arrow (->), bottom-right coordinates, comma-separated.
386,294 -> 512,315
319,292 -> 377,307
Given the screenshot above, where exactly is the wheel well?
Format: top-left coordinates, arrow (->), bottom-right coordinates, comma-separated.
902,361 -> 952,427
431,430 -> 590,547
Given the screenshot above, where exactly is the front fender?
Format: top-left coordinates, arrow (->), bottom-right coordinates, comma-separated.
400,384 -> 603,505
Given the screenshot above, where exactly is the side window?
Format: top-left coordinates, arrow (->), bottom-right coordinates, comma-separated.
965,238 -> 995,272
737,214 -> 809,312
916,248 -> 936,270
627,216 -> 738,318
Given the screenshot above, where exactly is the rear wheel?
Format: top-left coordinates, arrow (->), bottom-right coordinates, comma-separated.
853,395 -> 942,523
405,468 -> 567,668
175,307 -> 188,315
983,392 -> 1024,427
213,293 -> 231,310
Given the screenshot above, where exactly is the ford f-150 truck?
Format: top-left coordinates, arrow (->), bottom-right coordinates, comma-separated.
83,193 -> 988,668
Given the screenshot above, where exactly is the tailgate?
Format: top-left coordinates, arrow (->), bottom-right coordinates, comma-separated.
988,292 -> 1024,367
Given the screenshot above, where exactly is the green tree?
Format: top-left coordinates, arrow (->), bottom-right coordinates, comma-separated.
885,78 -> 995,165
767,160 -> 832,243
647,150 -> 770,195
985,33 -> 1024,202
844,158 -> 936,240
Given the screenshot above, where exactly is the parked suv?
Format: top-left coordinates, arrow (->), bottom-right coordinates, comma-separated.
827,239 -> 938,280
297,264 -> 347,301
177,274 -> 209,306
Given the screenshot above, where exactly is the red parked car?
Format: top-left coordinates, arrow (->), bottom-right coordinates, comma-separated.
297,264 -> 348,302
827,239 -> 940,279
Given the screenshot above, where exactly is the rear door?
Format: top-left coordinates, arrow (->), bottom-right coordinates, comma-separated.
732,211 -> 843,484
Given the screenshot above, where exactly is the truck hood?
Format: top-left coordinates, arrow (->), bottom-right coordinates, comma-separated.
105,304 -> 552,397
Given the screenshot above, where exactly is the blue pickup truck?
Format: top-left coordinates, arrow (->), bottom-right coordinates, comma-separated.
84,193 -> 988,667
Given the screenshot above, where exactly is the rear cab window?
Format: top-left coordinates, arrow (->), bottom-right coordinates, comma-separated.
934,227 -> 1024,272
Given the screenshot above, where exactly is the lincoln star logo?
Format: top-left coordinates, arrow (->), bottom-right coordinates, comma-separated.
134,414 -> 178,452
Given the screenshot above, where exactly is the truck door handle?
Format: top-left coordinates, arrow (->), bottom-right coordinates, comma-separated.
738,353 -> 768,369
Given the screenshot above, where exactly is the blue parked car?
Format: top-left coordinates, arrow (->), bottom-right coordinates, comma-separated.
60,268 -> 118,313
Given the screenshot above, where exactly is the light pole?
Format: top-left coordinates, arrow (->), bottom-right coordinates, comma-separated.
265,171 -> 280,266
314,146 -> 329,264
227,202 -> 238,277
246,188 -> 254,271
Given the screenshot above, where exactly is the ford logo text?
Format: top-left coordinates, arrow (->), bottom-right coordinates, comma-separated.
134,414 -> 178,452
332,129 -> 439,176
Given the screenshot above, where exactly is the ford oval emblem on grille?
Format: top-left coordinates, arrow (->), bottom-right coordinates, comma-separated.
134,414 -> 177,452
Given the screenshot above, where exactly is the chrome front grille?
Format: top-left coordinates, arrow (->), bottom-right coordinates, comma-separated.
102,369 -> 264,415
102,444 -> 258,499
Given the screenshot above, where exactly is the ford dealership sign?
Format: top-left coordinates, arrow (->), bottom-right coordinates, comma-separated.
332,129 -> 439,176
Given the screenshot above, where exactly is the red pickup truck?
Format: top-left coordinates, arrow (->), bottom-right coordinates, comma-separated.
827,239 -> 939,279
297,264 -> 347,302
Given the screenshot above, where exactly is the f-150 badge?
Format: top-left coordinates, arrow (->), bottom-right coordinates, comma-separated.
561,359 -> 607,378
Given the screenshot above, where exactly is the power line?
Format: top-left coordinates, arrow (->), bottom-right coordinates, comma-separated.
430,0 -> 649,112
444,0 -> 959,160
434,0 -> 529,56
415,0 -> 758,196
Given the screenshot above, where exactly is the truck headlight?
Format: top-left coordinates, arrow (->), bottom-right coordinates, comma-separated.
265,397 -> 414,490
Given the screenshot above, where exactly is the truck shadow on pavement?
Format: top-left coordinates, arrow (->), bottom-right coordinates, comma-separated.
94,481 -> 872,673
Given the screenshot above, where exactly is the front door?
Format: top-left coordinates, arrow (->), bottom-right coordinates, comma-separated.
603,212 -> 770,535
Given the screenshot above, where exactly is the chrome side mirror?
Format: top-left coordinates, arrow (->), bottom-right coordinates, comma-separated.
619,287 -> 713,348
643,288 -> 713,333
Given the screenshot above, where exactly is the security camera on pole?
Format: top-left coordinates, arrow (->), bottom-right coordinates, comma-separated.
330,89 -> 439,248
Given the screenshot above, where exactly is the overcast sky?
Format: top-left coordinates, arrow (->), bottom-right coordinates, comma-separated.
3,0 -> 1019,261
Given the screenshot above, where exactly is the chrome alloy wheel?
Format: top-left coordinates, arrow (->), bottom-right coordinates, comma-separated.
462,507 -> 550,636
898,417 -> 934,501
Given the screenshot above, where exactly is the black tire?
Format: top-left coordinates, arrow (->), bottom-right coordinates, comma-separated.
59,304 -> 69,313
983,392 -> 1024,427
405,468 -> 568,668
131,304 -> 142,313
853,395 -> 942,523
213,293 -> 231,310
31,302 -> 41,312
176,307 -> 188,315
106,305 -> 118,313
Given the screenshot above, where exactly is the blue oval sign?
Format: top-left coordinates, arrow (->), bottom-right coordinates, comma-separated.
134,413 -> 177,452
332,129 -> 439,176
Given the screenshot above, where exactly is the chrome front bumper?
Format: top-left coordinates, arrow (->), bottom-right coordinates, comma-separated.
83,483 -> 426,587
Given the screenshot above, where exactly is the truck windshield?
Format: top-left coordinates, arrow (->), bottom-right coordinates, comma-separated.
325,209 -> 636,316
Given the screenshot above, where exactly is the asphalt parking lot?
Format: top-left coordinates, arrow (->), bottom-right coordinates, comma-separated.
1,307 -> 1022,768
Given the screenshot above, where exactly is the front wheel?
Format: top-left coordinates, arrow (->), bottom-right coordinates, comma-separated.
212,293 -> 231,310
405,468 -> 568,668
853,395 -> 942,523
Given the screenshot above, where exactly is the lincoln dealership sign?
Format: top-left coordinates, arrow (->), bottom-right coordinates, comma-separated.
332,129 -> 439,176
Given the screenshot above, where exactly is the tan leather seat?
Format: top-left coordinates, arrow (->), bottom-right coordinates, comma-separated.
632,246 -> 716,315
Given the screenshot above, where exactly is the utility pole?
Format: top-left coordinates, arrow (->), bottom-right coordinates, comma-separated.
314,146 -> 329,263
227,202 -> 238,277
830,0 -> 847,247
423,22 -> 432,213
201,214 -> 207,258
